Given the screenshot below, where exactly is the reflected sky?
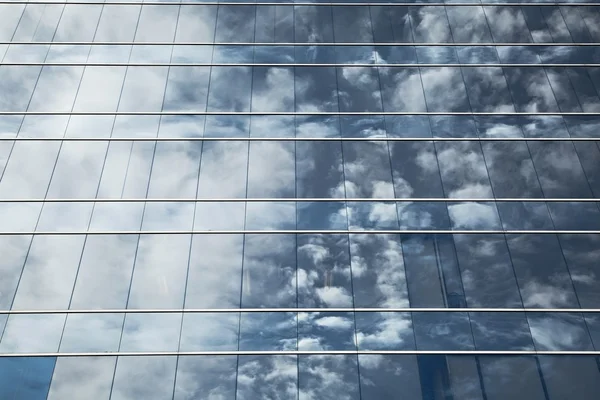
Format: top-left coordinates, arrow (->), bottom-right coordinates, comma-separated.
1,2 -> 600,399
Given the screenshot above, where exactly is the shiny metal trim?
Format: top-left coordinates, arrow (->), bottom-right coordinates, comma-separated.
0,230 -> 598,235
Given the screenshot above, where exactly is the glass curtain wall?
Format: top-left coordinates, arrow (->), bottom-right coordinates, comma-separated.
0,1 -> 600,399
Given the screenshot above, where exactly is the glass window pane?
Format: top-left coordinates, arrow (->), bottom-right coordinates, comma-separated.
128,235 -> 191,309
12,236 -> 85,310
358,355 -> 422,400
355,312 -> 414,350
94,5 -> 140,42
120,313 -> 182,352
175,5 -> 217,42
297,233 -> 352,307
436,141 -> 493,198
163,67 -> 211,112
197,142 -> 249,198
342,140 -> 394,198
147,142 -> 202,199
295,6 -> 333,43
174,356 -> 237,400
242,234 -> 297,307
180,313 -> 239,351
185,234 -> 243,308
28,67 -> 84,112
111,356 -> 177,400
299,312 -> 356,351
215,5 -> 255,43
54,5 -> 102,42
0,314 -> 65,353
413,312 -> 475,350
237,355 -> 298,400
470,312 -> 534,350
379,67 -> 426,112
0,236 -> 30,310
295,67 -> 339,112
247,141 -> 295,198
540,356 -> 600,400
48,357 -> 115,400
507,234 -> 579,308
481,141 -> 543,197
70,235 -> 138,309
389,141 -> 445,197
36,202 -> 93,231
46,142 -> 108,198
0,357 -> 56,400
401,234 -> 445,307
337,67 -> 383,112
447,6 -> 493,43
134,5 -> 178,42
299,355 -> 360,400
0,66 -> 41,111
118,67 -> 169,112
60,314 -> 122,353
528,312 -> 593,351
505,68 -> 560,112
0,5 -> 25,41
484,6 -> 532,43
207,67 -> 252,112
350,233 -> 409,308
422,67 -> 470,112
296,141 -> 343,198
240,312 -> 296,351
410,6 -> 451,43
0,142 -> 62,198
480,356 -> 546,400
332,6 -> 373,43
559,234 -> 600,308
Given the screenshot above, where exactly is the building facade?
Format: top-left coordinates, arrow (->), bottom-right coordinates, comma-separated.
1,1 -> 600,399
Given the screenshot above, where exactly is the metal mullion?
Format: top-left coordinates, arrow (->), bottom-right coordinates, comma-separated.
2,41 -> 600,46
3,136 -> 600,141
2,307 -> 600,314
1,350 -> 600,357
0,197 -> 597,202
3,111 -> 600,116
4,63 -> 600,67
1,229 -> 599,235
1,2 -> 600,6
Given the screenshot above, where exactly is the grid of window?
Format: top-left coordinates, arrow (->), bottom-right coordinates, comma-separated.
1,1 -> 600,399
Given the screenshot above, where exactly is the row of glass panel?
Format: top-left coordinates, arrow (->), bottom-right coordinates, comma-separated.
3,44 -> 600,64
2,354 -> 600,400
1,65 -> 600,112
1,311 -> 599,353
0,4 -> 598,44
4,115 -> 600,137
2,201 -> 600,231
1,233 -> 598,310
1,138 -> 599,199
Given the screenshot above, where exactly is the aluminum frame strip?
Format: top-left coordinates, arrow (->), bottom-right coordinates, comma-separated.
0,350 -> 598,357
0,230 -> 598,235
0,137 -> 598,142
0,198 -> 597,202
1,41 -> 599,46
0,307 -> 598,314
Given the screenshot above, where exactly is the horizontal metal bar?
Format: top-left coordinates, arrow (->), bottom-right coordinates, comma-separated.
0,230 -> 598,235
1,307 -> 598,315
0,350 -> 598,357
1,1 -> 599,6
2,63 -> 600,68
1,42 -> 598,47
0,137 -> 598,142
0,198 -> 597,203
0,111 -> 599,116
